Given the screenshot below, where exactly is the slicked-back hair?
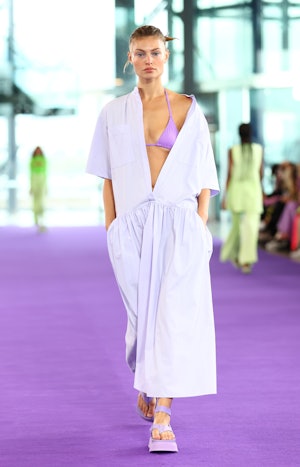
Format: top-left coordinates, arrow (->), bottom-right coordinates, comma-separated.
129,25 -> 175,49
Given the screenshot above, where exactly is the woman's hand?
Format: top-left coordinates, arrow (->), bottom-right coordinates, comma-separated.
197,189 -> 210,225
103,179 -> 116,230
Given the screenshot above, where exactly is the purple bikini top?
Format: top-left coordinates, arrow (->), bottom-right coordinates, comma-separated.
146,89 -> 179,150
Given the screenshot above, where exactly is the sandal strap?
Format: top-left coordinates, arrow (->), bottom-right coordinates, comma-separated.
139,392 -> 152,405
155,405 -> 171,416
150,423 -> 174,434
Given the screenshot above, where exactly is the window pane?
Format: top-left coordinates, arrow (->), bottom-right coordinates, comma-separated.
195,12 -> 252,82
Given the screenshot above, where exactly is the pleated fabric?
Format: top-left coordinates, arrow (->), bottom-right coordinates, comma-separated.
87,87 -> 220,397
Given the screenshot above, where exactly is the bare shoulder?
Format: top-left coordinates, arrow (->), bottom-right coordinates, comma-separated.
168,89 -> 192,108
167,89 -> 193,125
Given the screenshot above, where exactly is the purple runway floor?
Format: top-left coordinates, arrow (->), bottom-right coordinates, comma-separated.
0,226 -> 299,467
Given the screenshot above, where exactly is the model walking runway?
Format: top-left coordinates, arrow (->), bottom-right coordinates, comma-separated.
0,226 -> 299,466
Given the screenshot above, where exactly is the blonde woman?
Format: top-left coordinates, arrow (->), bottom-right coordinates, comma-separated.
87,25 -> 219,453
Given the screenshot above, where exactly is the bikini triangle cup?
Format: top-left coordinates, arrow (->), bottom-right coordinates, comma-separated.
146,89 -> 179,150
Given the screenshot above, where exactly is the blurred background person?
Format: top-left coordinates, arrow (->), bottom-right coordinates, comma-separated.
29,146 -> 47,231
265,161 -> 299,252
259,163 -> 285,242
220,123 -> 264,273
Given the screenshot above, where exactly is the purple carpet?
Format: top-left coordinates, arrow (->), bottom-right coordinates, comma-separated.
0,226 -> 299,467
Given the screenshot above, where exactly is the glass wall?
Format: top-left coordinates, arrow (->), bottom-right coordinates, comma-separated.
0,0 -> 115,225
194,6 -> 253,82
167,0 -> 300,204
1,0 -> 300,225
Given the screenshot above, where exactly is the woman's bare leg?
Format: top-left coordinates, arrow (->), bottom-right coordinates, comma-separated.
151,397 -> 175,440
137,393 -> 156,419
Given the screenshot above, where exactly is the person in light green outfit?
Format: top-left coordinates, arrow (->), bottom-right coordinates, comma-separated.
220,123 -> 263,273
30,146 -> 47,231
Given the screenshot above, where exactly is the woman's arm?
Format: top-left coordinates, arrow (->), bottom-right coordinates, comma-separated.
103,179 -> 116,230
197,188 -> 210,225
221,148 -> 233,210
260,148 -> 264,181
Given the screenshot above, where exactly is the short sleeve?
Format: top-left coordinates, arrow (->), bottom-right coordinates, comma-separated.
199,112 -> 220,198
86,107 -> 111,179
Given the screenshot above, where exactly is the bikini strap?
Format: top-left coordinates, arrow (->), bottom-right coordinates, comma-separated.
164,89 -> 173,117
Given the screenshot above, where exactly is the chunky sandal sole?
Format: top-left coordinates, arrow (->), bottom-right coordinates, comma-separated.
149,405 -> 178,452
149,437 -> 178,453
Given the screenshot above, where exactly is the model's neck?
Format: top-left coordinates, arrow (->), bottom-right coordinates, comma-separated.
137,81 -> 165,101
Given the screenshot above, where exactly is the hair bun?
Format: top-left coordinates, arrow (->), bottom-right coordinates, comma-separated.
164,35 -> 177,42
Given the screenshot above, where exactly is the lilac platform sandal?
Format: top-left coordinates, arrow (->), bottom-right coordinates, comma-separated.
136,392 -> 154,422
148,405 -> 178,453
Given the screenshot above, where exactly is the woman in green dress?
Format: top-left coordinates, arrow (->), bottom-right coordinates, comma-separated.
30,146 -> 47,230
220,123 -> 264,273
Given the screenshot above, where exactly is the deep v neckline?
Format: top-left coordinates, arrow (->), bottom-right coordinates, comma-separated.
141,92 -> 176,193
149,150 -> 172,193
146,106 -> 194,193
135,87 -> 194,194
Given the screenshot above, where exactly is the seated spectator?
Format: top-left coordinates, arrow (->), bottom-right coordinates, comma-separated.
290,206 -> 300,259
265,162 -> 299,252
259,163 -> 285,242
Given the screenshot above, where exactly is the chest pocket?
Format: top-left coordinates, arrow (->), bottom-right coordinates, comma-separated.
108,124 -> 136,169
175,127 -> 199,167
